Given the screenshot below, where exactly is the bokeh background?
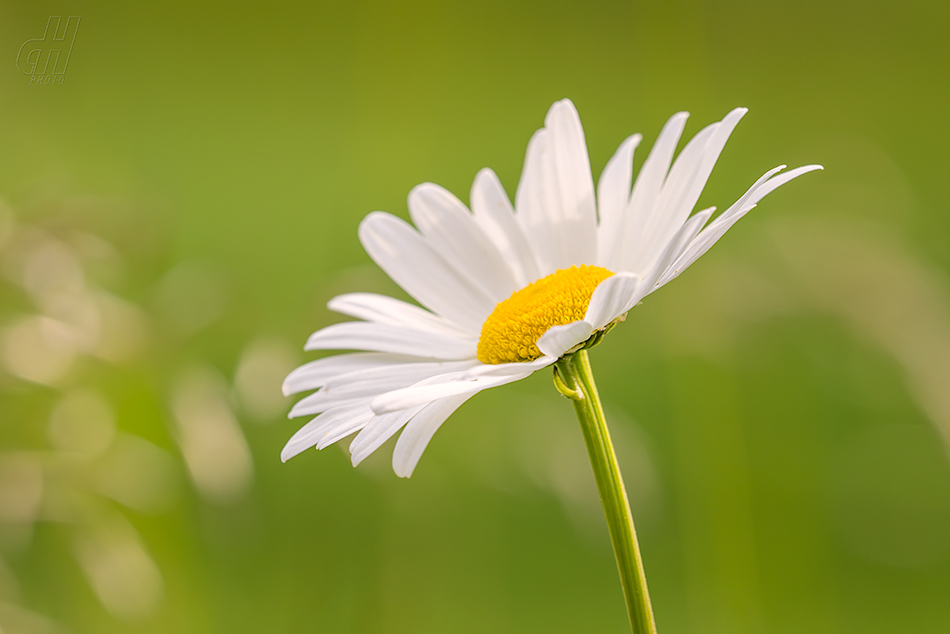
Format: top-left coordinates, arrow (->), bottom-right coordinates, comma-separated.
0,1 -> 948,633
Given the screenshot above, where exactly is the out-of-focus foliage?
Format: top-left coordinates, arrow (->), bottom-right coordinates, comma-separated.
0,1 -> 948,632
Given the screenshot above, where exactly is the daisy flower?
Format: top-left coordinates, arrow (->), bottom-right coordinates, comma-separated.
282,99 -> 820,477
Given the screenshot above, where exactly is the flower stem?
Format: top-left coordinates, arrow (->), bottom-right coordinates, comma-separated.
555,350 -> 657,634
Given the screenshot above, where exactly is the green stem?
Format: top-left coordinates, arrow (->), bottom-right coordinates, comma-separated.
555,350 -> 657,634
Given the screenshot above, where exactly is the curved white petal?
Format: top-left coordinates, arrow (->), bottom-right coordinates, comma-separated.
623,124 -> 718,271
282,352 -> 420,396
635,109 -> 746,271
744,164 -> 823,206
470,168 -> 540,287
516,99 -> 597,274
596,134 -> 641,267
392,394 -> 473,478
544,99 -> 598,265
583,273 -> 641,330
328,293 -> 471,338
671,108 -> 746,220
359,212 -> 494,332
608,112 -> 689,272
350,406 -> 424,467
281,403 -> 372,461
659,164 -> 823,286
515,129 -> 557,274
322,359 -> 479,392
305,321 -> 476,359
289,393 -> 364,419
317,409 -> 376,450
371,371 -> 531,414
463,356 -> 557,378
408,183 -> 519,302
536,321 -> 594,358
636,206 -> 716,298
288,359 -> 479,418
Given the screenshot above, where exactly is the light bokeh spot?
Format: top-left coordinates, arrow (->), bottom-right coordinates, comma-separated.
234,336 -> 299,422
170,367 -> 253,503
0,456 -> 43,525
48,389 -> 116,457
74,515 -> 163,620
93,434 -> 179,513
1,316 -> 78,385
154,262 -> 228,334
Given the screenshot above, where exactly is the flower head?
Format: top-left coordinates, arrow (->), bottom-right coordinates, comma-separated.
282,100 -> 821,476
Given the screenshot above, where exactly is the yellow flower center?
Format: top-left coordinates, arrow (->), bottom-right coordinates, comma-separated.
477,265 -> 614,364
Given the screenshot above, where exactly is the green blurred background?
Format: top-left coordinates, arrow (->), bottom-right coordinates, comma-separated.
1,0 -> 949,632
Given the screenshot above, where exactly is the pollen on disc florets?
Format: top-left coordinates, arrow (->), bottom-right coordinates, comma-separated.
477,265 -> 614,365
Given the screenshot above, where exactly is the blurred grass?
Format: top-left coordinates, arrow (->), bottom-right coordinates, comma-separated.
0,0 -> 949,633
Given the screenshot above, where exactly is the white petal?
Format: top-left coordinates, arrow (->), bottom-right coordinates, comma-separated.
282,352 -> 418,396
613,112 -> 689,272
322,359 -> 479,391
596,134 -> 641,267
515,128 -> 559,274
371,371 -> 530,414
463,356 -> 557,378
392,394 -> 473,478
634,109 -> 746,270
637,206 -> 716,297
288,393 -> 364,418
408,183 -> 519,302
288,359 -> 479,417
536,321 -> 594,358
610,207 -> 717,315
359,212 -> 494,332
743,164 -> 824,206
349,406 -> 424,467
281,403 -> 371,461
317,410 -> 376,449
622,124 -> 718,273
328,293 -> 470,338
660,164 -> 823,286
516,99 -> 598,273
470,168 -> 540,287
543,99 -> 598,266
625,125 -> 717,267
305,321 -> 476,359
672,108 -> 746,221
583,273 -> 641,330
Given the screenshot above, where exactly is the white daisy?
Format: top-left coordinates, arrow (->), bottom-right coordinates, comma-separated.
282,99 -> 821,477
